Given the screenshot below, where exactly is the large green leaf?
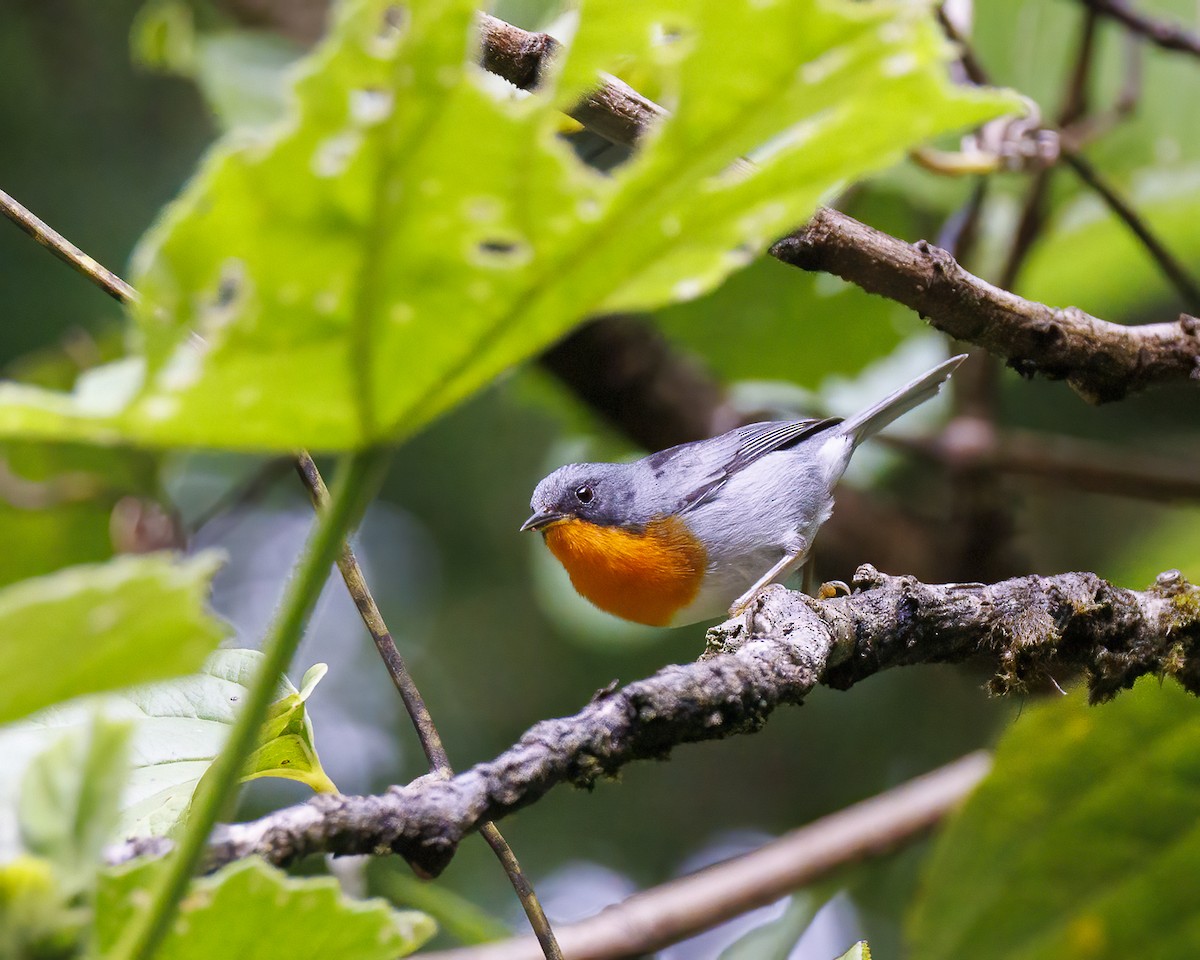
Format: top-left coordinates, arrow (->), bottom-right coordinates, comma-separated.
0,0 -> 1014,451
908,678 -> 1200,960
94,858 -> 435,959
0,650 -> 333,861
0,552 -> 225,727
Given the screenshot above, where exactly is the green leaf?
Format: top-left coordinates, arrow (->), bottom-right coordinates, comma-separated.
0,854 -> 81,959
0,552 -> 225,726
95,858 -> 436,959
716,892 -> 824,960
0,651 -> 333,858
908,678 -> 1200,960
18,716 -> 131,897
241,661 -> 337,794
0,0 -> 1015,451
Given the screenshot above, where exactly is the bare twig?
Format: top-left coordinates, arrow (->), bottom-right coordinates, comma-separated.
106,566 -> 1200,876
295,453 -> 453,771
419,753 -> 992,960
770,208 -> 1200,402
1081,0 -> 1200,59
477,14 -> 666,146
297,451 -> 563,960
0,188 -> 137,303
1061,149 -> 1200,309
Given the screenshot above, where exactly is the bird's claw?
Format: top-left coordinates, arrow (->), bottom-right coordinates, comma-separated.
816,579 -> 850,600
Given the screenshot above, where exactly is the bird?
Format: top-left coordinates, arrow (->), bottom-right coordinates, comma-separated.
522,354 -> 966,627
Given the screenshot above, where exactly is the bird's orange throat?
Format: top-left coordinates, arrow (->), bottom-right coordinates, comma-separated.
542,516 -> 708,627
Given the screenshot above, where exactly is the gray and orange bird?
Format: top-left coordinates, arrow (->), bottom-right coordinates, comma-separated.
522,355 -> 965,626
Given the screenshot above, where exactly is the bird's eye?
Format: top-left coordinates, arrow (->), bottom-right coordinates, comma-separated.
574,484 -> 595,505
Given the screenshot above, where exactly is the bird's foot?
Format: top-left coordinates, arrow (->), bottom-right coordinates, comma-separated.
816,579 -> 850,600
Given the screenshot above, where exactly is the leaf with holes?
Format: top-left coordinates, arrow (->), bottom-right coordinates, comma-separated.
0,0 -> 1015,451
908,678 -> 1200,960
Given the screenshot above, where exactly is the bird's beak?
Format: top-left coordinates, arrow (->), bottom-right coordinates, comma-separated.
520,510 -> 567,532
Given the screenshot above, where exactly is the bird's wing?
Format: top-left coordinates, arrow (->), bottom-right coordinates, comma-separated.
666,417 -> 842,514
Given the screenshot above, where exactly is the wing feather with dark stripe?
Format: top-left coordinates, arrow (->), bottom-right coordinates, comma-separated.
672,416 -> 842,514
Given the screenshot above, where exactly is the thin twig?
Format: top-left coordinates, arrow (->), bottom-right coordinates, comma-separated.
1059,8 -> 1100,130
293,453 -> 563,959
1061,148 -> 1200,309
1081,0 -> 1200,59
0,188 -> 137,303
419,753 -> 992,960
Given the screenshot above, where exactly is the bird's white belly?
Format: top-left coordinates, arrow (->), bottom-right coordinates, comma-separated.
665,437 -> 852,627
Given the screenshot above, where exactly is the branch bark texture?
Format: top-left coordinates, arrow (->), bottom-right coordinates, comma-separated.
108,566 -> 1200,876
771,209 -> 1200,402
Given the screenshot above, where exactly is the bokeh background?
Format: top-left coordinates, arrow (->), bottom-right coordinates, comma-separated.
3,0 -> 1200,955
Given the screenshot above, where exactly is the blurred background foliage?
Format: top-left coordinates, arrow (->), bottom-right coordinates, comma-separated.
2,0 -> 1200,956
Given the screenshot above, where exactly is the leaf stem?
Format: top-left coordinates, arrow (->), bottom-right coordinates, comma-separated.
112,447 -> 389,960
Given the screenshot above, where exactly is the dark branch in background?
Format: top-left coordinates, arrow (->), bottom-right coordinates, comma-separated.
420,753 -> 991,960
888,427 -> 1200,505
107,566 -> 1200,876
539,315 -> 743,451
1081,0 -> 1200,59
771,209 -> 1200,403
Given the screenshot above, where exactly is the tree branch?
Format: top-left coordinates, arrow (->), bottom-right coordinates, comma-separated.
107,566 -> 1200,876
419,752 -> 991,960
1081,0 -> 1200,59
770,208 -> 1200,403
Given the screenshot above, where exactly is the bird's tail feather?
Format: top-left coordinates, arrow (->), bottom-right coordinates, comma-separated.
839,354 -> 967,445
